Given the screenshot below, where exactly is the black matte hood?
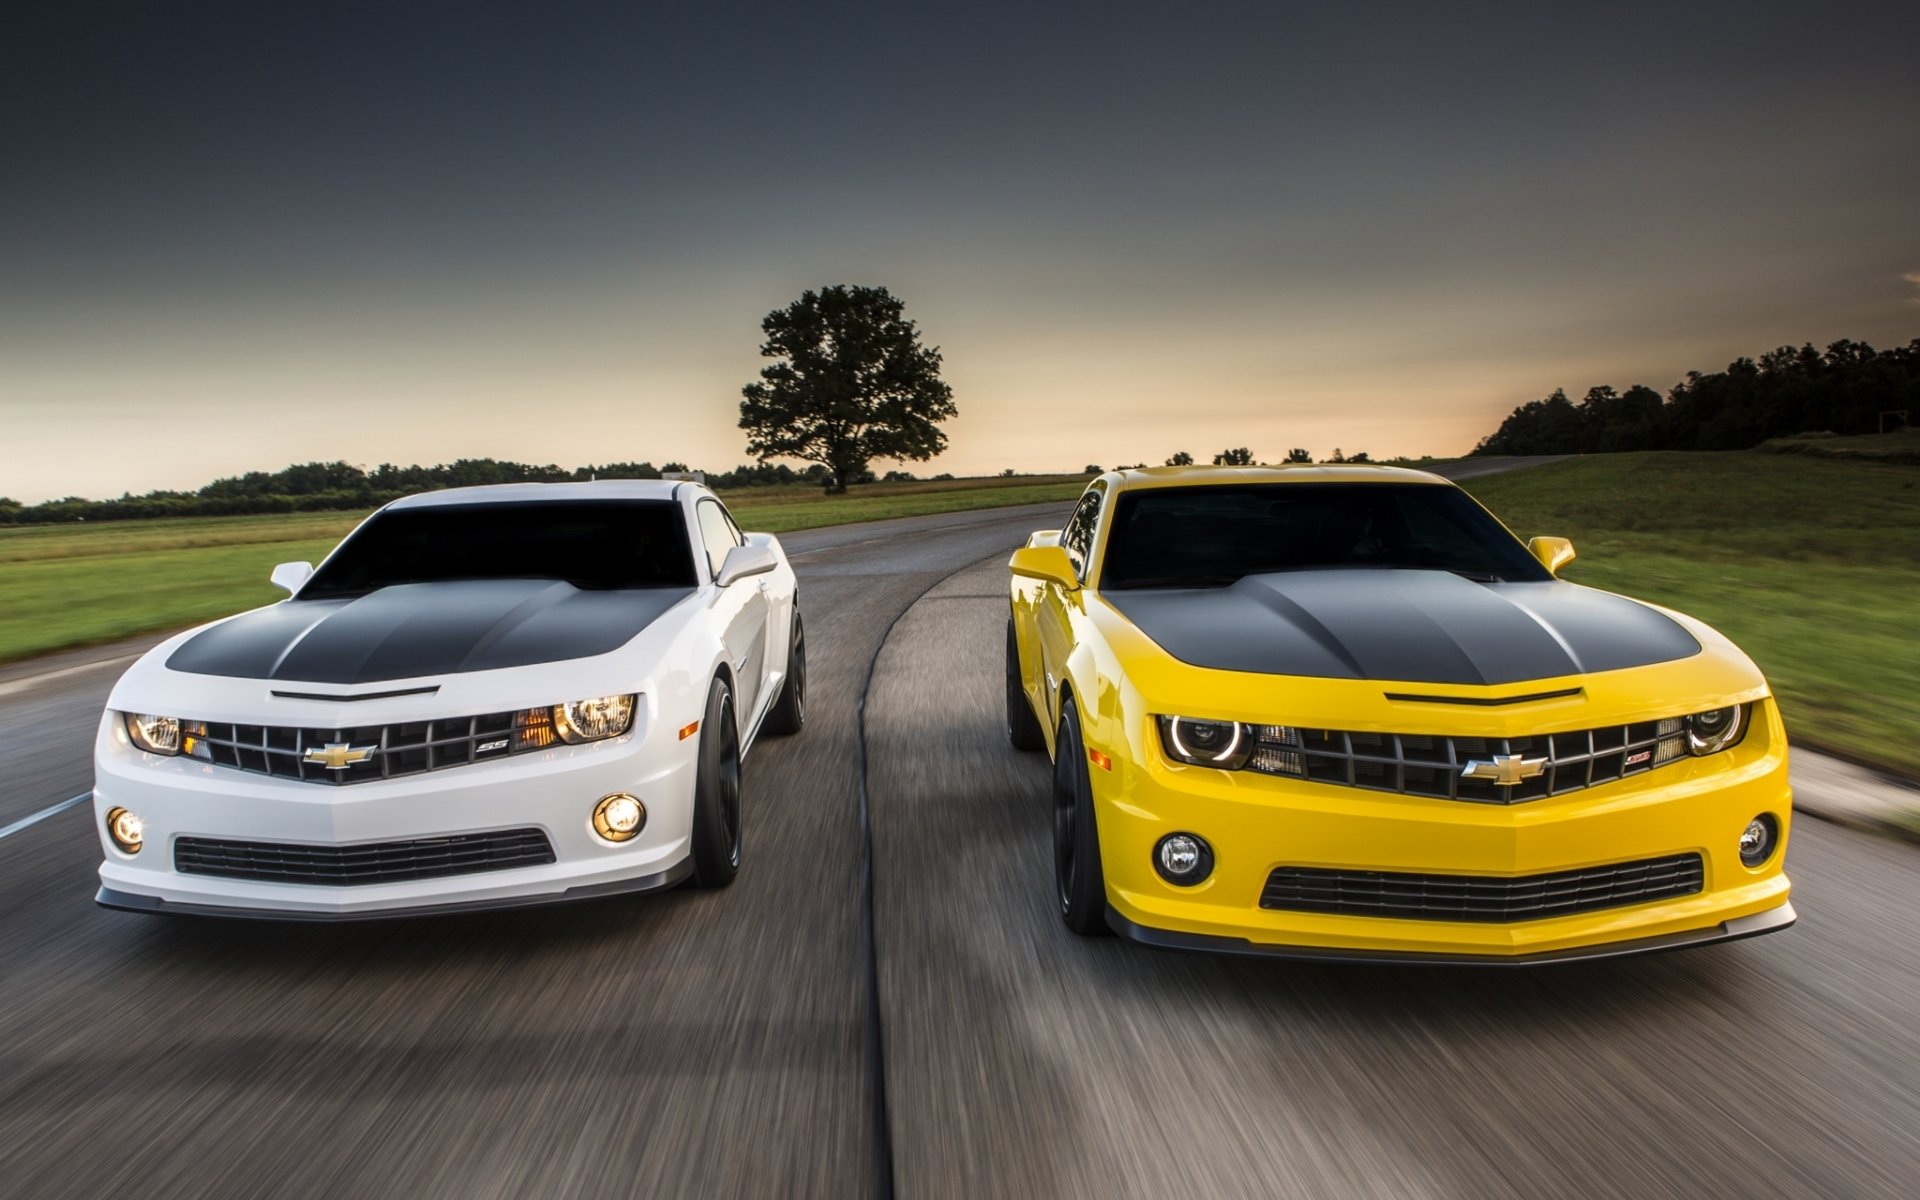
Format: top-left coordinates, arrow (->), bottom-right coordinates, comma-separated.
1102,569 -> 1699,686
167,580 -> 694,684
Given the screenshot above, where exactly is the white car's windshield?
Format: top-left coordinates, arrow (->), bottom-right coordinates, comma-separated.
1099,483 -> 1552,590
301,500 -> 698,599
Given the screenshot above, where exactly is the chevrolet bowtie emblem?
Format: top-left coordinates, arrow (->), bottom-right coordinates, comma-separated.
1460,753 -> 1548,787
304,742 -> 376,771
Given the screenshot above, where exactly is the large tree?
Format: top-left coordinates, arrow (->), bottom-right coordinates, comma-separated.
739,285 -> 957,493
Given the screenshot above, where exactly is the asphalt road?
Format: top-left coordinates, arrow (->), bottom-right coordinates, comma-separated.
868,560 -> 1919,1199
2,462 -> 1915,1198
0,502 -> 1072,1199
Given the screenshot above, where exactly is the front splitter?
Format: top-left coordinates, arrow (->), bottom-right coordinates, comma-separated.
1104,899 -> 1796,967
96,859 -> 694,923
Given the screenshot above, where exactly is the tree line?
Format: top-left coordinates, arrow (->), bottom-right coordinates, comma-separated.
1471,337 -> 1920,456
0,458 -> 846,526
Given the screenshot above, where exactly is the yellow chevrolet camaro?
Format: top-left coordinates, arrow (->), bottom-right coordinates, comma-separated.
1006,465 -> 1794,964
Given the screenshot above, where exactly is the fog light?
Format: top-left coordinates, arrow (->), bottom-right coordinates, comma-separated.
105,807 -> 144,854
1739,814 -> 1778,867
1153,833 -> 1214,886
592,793 -> 646,843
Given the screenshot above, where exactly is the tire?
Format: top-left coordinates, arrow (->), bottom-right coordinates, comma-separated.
1052,698 -> 1111,935
688,676 -> 743,888
761,612 -> 806,736
1006,618 -> 1046,752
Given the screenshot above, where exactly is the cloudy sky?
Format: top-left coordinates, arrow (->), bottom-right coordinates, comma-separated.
3,0 -> 1916,501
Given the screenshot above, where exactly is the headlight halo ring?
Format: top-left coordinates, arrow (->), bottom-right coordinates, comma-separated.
1685,704 -> 1748,757
1156,715 -> 1255,770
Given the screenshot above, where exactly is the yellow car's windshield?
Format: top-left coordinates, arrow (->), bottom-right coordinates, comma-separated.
1099,483 -> 1551,590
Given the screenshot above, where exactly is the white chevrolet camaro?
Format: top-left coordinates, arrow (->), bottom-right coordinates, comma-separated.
92,480 -> 804,919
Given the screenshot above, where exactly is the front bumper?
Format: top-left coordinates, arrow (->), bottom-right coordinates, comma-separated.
1095,707 -> 1795,962
92,714 -> 697,920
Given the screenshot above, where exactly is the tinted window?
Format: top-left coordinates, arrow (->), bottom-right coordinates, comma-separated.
696,500 -> 741,578
301,501 -> 697,599
1099,484 -> 1550,590
1060,486 -> 1104,578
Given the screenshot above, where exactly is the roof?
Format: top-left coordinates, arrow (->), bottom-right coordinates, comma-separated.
388,479 -> 690,509
1109,463 -> 1451,490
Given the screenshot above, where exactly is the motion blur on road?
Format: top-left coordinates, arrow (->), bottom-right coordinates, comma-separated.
2,469 -> 1917,1198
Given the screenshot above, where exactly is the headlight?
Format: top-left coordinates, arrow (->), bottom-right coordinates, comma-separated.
124,713 -> 182,755
1685,704 -> 1748,756
513,695 -> 637,747
1156,716 -> 1254,770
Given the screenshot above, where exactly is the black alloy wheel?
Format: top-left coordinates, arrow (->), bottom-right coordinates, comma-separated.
763,613 -> 806,736
1053,698 -> 1111,935
689,676 -> 743,887
1006,619 -> 1046,752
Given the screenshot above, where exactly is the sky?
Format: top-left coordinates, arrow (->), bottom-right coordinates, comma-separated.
3,0 -> 1917,502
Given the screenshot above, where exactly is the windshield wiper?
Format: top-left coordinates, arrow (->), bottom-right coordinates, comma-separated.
1446,569 -> 1505,583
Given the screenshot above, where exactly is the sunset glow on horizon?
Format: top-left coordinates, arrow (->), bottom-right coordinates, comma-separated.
4,2 -> 1916,502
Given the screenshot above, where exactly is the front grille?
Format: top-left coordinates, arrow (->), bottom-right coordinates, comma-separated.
1260,853 -> 1705,923
1248,719 -> 1689,804
175,828 -> 556,885
184,710 -> 555,786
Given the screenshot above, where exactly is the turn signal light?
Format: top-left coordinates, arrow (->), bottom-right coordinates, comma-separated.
513,708 -> 557,750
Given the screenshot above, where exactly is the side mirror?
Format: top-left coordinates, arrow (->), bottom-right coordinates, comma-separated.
270,561 -> 314,595
1009,544 -> 1080,590
1528,536 -> 1576,575
716,543 -> 778,588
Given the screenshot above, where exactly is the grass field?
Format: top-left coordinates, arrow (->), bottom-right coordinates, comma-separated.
0,476 -> 1090,666
1463,452 -> 1920,775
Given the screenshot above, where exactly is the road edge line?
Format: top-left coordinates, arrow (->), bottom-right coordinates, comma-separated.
0,655 -> 140,698
0,792 -> 92,842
